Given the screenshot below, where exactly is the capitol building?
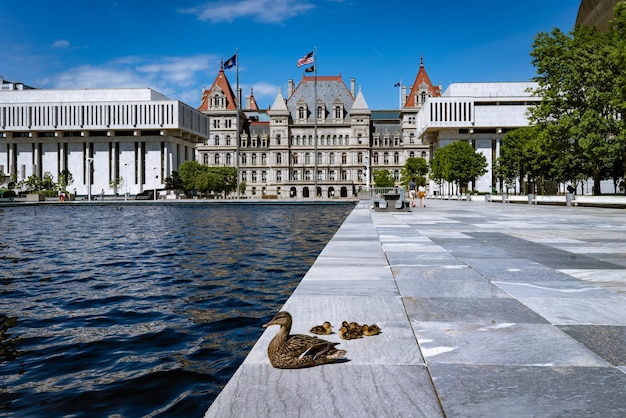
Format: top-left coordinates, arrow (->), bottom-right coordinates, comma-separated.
0,58 -> 538,199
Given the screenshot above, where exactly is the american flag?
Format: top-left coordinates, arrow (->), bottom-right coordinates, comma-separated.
297,51 -> 314,67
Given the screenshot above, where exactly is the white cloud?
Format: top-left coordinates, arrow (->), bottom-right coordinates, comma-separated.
42,55 -> 215,103
52,40 -> 70,48
249,81 -> 279,99
179,0 -> 315,24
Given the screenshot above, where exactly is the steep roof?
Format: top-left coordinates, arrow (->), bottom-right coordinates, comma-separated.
351,87 -> 370,114
248,87 -> 259,111
286,75 -> 355,117
198,61 -> 238,111
403,57 -> 441,108
268,88 -> 289,115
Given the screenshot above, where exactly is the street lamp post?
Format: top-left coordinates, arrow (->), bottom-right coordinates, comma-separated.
364,155 -> 370,189
124,163 -> 128,201
87,157 -> 93,201
153,167 -> 158,201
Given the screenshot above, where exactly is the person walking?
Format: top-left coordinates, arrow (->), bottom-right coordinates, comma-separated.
408,178 -> 417,207
418,185 -> 426,207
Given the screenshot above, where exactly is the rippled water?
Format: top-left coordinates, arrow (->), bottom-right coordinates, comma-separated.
0,203 -> 353,417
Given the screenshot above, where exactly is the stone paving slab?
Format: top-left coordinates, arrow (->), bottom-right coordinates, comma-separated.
206,200 -> 626,417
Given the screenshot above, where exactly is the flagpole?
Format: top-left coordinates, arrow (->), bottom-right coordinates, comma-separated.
398,79 -> 402,109
313,47 -> 318,199
235,48 -> 240,199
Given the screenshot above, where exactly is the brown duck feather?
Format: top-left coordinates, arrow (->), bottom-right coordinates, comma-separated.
263,311 -> 347,369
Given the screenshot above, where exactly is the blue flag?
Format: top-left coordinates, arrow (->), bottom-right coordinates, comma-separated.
224,54 -> 237,69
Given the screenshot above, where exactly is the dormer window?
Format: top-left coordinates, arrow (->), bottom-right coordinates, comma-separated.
317,106 -> 324,119
298,106 -> 306,119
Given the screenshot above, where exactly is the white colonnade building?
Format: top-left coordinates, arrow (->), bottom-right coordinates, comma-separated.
0,87 -> 209,197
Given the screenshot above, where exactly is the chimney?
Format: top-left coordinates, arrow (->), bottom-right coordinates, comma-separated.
245,96 -> 251,110
288,79 -> 294,97
350,78 -> 355,96
402,86 -> 407,107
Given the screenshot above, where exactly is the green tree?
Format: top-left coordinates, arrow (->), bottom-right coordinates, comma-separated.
109,176 -> 123,199
529,6 -> 625,194
178,160 -> 208,195
58,169 -> 74,191
400,157 -> 428,187
372,169 -> 395,187
164,171 -> 183,191
25,175 -> 42,191
610,2 -> 626,194
41,172 -> 56,190
430,141 -> 487,193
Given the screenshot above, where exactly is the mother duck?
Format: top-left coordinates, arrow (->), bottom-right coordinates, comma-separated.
263,311 -> 347,369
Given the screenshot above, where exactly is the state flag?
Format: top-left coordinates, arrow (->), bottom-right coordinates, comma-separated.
224,54 -> 237,69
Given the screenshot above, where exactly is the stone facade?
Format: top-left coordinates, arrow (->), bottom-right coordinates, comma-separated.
197,59 -> 441,199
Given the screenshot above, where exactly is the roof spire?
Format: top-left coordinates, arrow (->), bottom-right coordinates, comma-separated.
420,55 -> 424,68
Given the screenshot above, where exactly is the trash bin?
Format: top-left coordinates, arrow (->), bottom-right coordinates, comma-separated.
566,192 -> 573,206
528,193 -> 534,204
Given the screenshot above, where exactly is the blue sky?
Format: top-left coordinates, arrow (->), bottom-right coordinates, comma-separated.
1,0 -> 579,110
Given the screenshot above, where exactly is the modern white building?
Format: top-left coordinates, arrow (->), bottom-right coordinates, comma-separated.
0,86 -> 209,197
416,82 -> 541,194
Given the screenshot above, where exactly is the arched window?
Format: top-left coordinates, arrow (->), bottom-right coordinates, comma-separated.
241,153 -> 247,165
305,153 -> 311,165
317,106 -> 323,119
357,152 -> 363,163
329,152 -> 335,165
421,151 -> 427,158
293,153 -> 299,164
251,153 -> 257,165
298,107 -> 305,119
334,106 -> 342,119
226,153 -> 232,164
203,153 -> 209,165
341,152 -> 347,164
421,91 -> 427,103
261,153 -> 267,165
214,153 -> 220,164
215,135 -> 220,146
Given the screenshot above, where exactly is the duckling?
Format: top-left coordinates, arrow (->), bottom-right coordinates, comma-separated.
309,321 -> 333,335
339,325 -> 363,340
349,321 -> 362,330
342,321 -> 362,331
361,324 -> 381,336
263,311 -> 347,369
